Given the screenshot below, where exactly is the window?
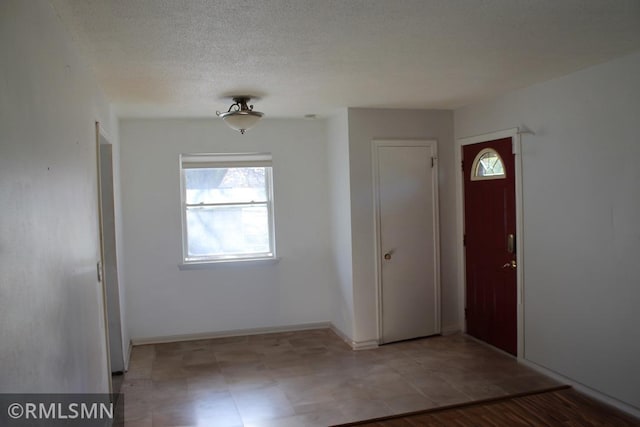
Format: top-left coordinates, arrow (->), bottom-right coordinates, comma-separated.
471,148 -> 506,181
180,153 -> 275,264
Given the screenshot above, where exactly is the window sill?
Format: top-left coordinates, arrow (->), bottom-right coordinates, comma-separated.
178,257 -> 281,270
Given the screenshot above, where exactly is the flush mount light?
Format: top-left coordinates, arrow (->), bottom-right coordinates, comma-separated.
216,96 -> 264,134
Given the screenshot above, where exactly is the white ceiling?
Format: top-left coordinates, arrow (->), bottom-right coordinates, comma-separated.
51,0 -> 640,118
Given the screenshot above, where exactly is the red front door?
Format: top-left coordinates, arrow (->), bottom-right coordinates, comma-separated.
463,138 -> 517,355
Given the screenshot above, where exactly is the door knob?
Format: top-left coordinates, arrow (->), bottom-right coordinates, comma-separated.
502,260 -> 517,269
384,253 -> 392,260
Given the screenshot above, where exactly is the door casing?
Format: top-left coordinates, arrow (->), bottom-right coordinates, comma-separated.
456,128 -> 525,358
96,122 -> 125,392
372,139 -> 441,344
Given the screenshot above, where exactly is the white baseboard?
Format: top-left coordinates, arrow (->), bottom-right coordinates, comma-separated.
446,333 -> 639,419
124,340 -> 133,371
327,323 -> 351,346
520,359 -> 640,419
441,324 -> 461,336
329,323 -> 379,350
130,322 -> 331,346
351,339 -> 379,350
464,333 -> 518,359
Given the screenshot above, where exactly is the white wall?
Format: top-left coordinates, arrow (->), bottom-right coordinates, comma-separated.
327,110 -> 355,339
0,0 -> 121,392
455,50 -> 640,411
346,108 -> 457,343
120,119 -> 333,340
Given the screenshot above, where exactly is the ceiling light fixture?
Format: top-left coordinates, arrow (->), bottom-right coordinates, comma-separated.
216,96 -> 264,134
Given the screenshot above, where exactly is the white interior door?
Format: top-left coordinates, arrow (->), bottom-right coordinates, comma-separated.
374,140 -> 440,344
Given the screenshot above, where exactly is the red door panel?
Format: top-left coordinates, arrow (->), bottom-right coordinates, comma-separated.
463,138 -> 517,355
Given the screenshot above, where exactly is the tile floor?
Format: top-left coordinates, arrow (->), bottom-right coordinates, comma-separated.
116,329 -> 560,426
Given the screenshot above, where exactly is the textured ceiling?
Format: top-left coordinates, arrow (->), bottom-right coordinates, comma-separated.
51,0 -> 640,118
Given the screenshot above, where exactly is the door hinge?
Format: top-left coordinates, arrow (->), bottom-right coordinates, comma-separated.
463,234 -> 467,246
464,308 -> 468,319
461,159 -> 464,171
97,262 -> 102,282
431,157 -> 436,168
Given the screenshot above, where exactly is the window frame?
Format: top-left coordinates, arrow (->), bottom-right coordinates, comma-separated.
179,152 -> 277,266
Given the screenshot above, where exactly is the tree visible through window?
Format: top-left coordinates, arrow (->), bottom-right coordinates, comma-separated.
180,153 -> 275,263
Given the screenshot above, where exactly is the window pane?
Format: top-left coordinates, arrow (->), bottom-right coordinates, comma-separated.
185,167 -> 267,204
186,205 -> 270,258
475,150 -> 505,177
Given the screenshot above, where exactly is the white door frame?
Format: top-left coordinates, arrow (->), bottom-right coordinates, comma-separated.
455,128 -> 525,358
95,122 -> 126,392
96,122 -> 113,393
372,139 -> 441,343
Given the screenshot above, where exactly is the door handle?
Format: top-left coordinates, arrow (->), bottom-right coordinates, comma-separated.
384,249 -> 394,260
502,260 -> 517,269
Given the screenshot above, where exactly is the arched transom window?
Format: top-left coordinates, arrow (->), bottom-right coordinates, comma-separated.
470,148 -> 506,181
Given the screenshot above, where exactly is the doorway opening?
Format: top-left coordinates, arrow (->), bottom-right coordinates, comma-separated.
456,128 -> 524,357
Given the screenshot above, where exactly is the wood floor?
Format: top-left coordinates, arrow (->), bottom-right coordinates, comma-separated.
338,387 -> 640,427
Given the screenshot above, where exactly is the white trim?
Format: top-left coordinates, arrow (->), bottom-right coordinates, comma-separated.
372,139 -> 441,344
95,121 -> 113,144
330,324 -> 380,350
351,339 -> 380,350
130,322 -> 331,346
124,340 -> 133,372
330,324 -> 379,350
514,131 -> 526,358
178,257 -> 281,270
328,323 -> 353,347
181,152 -> 272,168
464,331 -> 518,360
455,128 -> 525,358
95,122 -> 112,394
441,324 -> 461,336
520,359 -> 640,419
